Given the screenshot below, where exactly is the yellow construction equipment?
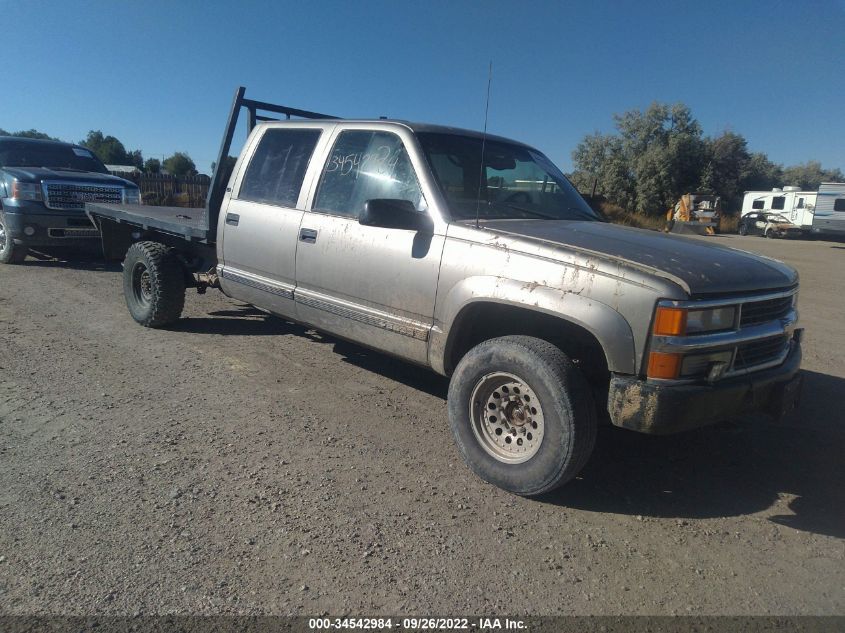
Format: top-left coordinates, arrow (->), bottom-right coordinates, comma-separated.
665,193 -> 721,235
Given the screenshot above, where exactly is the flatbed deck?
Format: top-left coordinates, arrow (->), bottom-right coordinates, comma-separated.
86,203 -> 212,242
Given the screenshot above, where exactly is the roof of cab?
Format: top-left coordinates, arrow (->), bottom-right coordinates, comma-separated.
0,136 -> 83,149
258,119 -> 532,148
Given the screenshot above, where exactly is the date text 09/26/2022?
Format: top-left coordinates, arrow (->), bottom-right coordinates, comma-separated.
308,617 -> 527,631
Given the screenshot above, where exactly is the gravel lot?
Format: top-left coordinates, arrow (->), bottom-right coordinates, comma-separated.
0,234 -> 842,616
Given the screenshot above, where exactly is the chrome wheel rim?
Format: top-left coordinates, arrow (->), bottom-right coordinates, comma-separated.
132,262 -> 153,305
469,372 -> 545,464
0,221 -> 7,252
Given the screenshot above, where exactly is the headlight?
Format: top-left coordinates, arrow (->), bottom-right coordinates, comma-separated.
653,305 -> 737,336
685,307 -> 736,333
124,188 -> 141,204
11,181 -> 43,201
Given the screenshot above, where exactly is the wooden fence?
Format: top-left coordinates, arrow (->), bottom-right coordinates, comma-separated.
110,172 -> 211,208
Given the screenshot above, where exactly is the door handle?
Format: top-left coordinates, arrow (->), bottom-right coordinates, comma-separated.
225,213 -> 240,226
299,228 -> 318,244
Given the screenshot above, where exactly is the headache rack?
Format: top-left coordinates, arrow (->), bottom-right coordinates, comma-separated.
86,86 -> 339,246
204,87 -> 339,238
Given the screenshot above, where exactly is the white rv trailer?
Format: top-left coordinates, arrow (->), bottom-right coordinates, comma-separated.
741,182 -> 845,235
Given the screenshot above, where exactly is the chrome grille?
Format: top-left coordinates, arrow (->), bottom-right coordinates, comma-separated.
43,182 -> 123,210
733,335 -> 789,371
740,296 -> 793,327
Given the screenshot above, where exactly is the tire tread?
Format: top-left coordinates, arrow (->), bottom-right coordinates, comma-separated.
448,335 -> 597,496
123,241 -> 185,327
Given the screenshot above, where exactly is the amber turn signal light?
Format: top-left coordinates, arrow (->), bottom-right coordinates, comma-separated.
647,352 -> 682,379
653,307 -> 687,336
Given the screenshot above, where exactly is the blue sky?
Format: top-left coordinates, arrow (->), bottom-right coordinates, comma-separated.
4,0 -> 844,174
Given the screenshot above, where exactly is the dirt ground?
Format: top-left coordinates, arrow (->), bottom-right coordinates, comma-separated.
0,233 -> 842,617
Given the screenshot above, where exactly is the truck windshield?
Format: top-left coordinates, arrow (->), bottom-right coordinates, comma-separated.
0,141 -> 108,174
417,132 -> 598,222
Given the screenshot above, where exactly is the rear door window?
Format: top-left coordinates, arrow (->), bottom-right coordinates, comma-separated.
239,128 -> 322,207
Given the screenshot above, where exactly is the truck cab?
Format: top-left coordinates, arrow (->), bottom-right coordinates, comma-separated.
0,136 -> 140,263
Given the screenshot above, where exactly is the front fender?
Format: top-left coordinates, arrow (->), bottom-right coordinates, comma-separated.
429,275 -> 637,375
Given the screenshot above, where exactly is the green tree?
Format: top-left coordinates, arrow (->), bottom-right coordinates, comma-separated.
781,161 -> 845,190
571,102 -> 708,215
0,128 -> 60,140
144,158 -> 161,174
81,130 -> 129,165
127,149 -> 144,170
163,152 -> 197,177
741,153 -> 783,193
570,134 -> 634,209
699,131 -> 753,211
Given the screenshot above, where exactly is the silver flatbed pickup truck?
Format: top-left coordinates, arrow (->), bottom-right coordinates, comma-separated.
87,88 -> 803,496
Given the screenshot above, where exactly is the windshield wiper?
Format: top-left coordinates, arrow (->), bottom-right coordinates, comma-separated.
565,206 -> 601,222
487,201 -> 559,220
42,166 -> 88,172
489,201 -> 600,222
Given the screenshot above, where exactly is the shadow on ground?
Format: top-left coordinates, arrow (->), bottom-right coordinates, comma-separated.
166,306 -> 299,337
21,248 -> 121,272
149,306 -> 845,537
544,369 -> 845,538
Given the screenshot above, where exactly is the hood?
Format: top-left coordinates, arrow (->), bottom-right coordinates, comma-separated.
477,219 -> 798,296
2,166 -> 136,187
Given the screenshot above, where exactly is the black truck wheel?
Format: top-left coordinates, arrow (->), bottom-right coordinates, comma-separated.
0,216 -> 27,264
123,241 -> 186,327
738,223 -> 748,236
447,335 -> 597,496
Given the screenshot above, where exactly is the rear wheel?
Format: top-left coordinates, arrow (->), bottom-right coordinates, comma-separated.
123,241 -> 186,327
0,216 -> 28,264
447,335 -> 597,496
738,223 -> 748,236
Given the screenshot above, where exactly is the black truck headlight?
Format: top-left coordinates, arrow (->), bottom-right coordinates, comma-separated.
11,181 -> 43,202
123,188 -> 141,204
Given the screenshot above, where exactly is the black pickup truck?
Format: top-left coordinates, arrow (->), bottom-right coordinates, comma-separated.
0,136 -> 140,263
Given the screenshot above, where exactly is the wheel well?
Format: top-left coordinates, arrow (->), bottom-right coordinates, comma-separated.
444,302 -> 610,383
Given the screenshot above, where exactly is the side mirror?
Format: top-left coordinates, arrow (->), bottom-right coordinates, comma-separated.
360,199 -> 433,231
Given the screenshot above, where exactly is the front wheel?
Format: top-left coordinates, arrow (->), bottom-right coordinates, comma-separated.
0,216 -> 27,264
123,241 -> 186,327
447,336 -> 597,496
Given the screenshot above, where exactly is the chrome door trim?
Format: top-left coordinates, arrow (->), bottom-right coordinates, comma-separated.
219,267 -> 295,300
296,288 -> 430,341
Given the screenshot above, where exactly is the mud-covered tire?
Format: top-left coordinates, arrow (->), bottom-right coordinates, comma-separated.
123,241 -> 185,327
0,216 -> 27,264
447,336 -> 597,496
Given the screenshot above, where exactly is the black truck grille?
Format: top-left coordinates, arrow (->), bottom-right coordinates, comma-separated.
740,296 -> 793,327
44,182 -> 123,210
734,336 -> 789,370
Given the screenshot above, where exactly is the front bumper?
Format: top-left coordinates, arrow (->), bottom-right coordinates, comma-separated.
1,205 -> 99,246
607,334 -> 802,434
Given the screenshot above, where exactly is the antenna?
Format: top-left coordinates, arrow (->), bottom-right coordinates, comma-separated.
475,61 -> 493,229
